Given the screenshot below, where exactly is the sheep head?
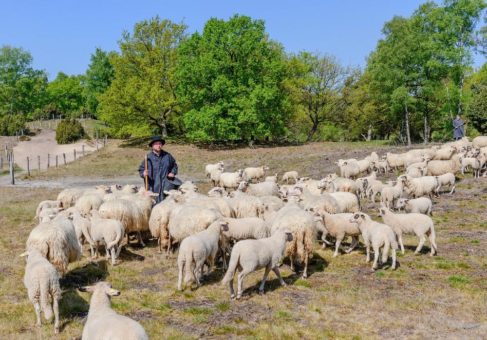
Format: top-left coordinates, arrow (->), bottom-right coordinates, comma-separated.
79,281 -> 120,297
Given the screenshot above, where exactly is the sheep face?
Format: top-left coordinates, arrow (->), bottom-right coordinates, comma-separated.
285,232 -> 293,242
237,181 -> 249,191
79,281 -> 121,296
349,212 -> 366,224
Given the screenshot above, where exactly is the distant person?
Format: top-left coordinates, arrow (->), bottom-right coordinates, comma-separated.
452,115 -> 465,140
138,136 -> 180,203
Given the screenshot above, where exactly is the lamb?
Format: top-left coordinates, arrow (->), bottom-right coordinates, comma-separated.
243,166 -> 270,182
460,156 -> 482,178
313,212 -> 360,256
167,206 -> 221,252
282,171 -> 299,184
219,170 -> 244,191
35,200 -> 61,220
395,197 -> 433,215
26,215 -> 82,275
79,282 -> 148,340
379,206 -> 437,256
221,230 -> 293,299
349,212 -> 398,270
435,173 -> 456,194
209,168 -> 223,187
472,136 -> 487,148
270,204 -> 317,278
84,210 -> 125,266
400,175 -> 439,199
371,159 -> 389,174
22,249 -> 61,334
265,173 -> 278,182
237,180 -> 279,197
380,180 -> 405,209
177,220 -> 229,290
205,161 -> 224,177
433,146 -> 456,160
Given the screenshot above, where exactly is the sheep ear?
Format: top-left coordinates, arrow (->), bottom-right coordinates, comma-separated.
78,285 -> 95,293
19,251 -> 29,257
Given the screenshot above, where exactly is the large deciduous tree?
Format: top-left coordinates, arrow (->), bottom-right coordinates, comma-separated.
176,15 -> 290,143
99,17 -> 186,137
84,48 -> 114,117
46,72 -> 86,117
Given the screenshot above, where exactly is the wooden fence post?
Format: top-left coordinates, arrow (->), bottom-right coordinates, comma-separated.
9,152 -> 15,185
0,155 -> 2,169
55,155 -> 58,168
27,157 -> 30,176
47,154 -> 50,168
38,155 -> 41,173
74,149 -> 77,161
82,145 -> 85,156
104,135 -> 107,147
63,153 -> 66,165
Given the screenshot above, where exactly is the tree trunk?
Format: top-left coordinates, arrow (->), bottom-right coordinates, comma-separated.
160,122 -> 168,138
367,125 -> 372,141
423,114 -> 429,144
307,120 -> 319,142
404,103 -> 411,147
457,74 -> 464,116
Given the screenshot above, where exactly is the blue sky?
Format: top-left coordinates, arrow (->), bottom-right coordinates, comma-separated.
1,1 -> 484,79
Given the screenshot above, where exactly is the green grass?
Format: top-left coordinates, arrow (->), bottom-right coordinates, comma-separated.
448,275 -> 471,288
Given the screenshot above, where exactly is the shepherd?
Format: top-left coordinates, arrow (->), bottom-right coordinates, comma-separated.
138,136 -> 181,203
452,115 -> 465,141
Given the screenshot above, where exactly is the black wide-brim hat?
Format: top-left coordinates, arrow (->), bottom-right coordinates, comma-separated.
149,136 -> 165,147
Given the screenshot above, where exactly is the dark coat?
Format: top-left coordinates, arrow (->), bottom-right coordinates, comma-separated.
138,151 -> 178,203
453,118 -> 465,140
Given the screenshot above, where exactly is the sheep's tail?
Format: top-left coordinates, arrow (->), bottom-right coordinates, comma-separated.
382,239 -> 390,264
106,226 -> 123,250
296,230 -> 306,262
222,251 -> 239,285
184,250 -> 195,285
48,233 -> 69,275
39,279 -> 53,320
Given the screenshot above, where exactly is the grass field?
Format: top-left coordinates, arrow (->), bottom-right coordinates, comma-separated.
1,141 -> 486,339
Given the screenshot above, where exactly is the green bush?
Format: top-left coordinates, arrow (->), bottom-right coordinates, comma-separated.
431,130 -> 448,142
55,119 -> 85,144
0,114 -> 27,136
318,124 -> 346,142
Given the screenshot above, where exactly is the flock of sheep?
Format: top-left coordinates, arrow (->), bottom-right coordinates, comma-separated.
20,135 -> 487,338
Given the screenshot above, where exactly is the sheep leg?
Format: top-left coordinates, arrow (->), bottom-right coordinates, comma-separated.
53,298 -> 59,334
365,243 -> 371,263
345,236 -> 359,253
34,301 -> 41,327
302,255 -> 309,279
415,235 -> 426,254
397,233 -> 405,255
449,184 -> 455,194
110,248 -> 116,266
228,278 -> 235,299
272,266 -> 287,286
391,247 -> 397,270
382,241 -> 390,265
333,236 -> 343,257
237,269 -> 251,299
89,243 -> 95,259
372,246 -> 380,270
157,237 -> 162,253
137,232 -> 145,247
177,260 -> 184,291
258,265 -> 272,294
289,257 -> 295,272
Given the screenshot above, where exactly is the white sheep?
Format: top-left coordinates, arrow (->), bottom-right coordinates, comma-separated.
400,175 -> 438,199
148,197 -> 182,252
290,187 -> 340,215
472,136 -> 487,148
435,173 -> 456,194
371,158 -> 389,174
243,166 -> 269,182
349,212 -> 398,270
282,171 -> 299,184
26,215 -> 82,275
328,192 -> 361,213
460,156 -> 483,178
219,170 -> 244,191
177,220 -> 229,290
426,157 -> 461,176
38,207 -> 61,223
265,173 -> 278,182
228,191 -> 265,218
205,161 -> 224,177
433,146 -> 456,160
79,282 -> 148,340
35,200 -> 61,220
74,193 -> 104,216
318,177 -> 358,195
395,197 -> 433,215
380,180 -> 405,209
222,217 -> 271,241
338,161 -> 361,179
209,168 -> 223,187
386,152 -> 406,170
22,249 -> 61,334
313,212 -> 360,256
295,177 -> 322,195
85,210 -> 125,266
379,206 -> 437,256
366,179 -> 393,203
221,229 -> 293,299
237,180 -> 280,197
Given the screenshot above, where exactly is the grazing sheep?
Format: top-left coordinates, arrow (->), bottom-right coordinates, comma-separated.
433,146 -> 456,160
237,180 -> 280,197
228,191 -> 265,218
379,206 -> 437,256
400,175 -> 438,199
426,157 -> 461,176
22,249 -> 61,334
205,161 -> 224,178
26,215 -> 82,275
282,171 -> 299,184
265,173 -> 278,182
219,170 -> 244,191
380,180 -> 405,209
328,192 -> 361,213
349,212 -> 398,270
177,220 -> 229,290
74,193 -> 104,216
472,136 -> 487,148
79,282 -> 148,340
243,166 -> 270,183
366,179 -> 392,203
85,210 -> 125,266
460,156 -> 482,178
270,204 -> 317,278
35,200 -> 61,220
313,212 -> 360,256
395,197 -> 433,215
222,230 -> 293,299
435,173 -> 456,194
386,152 -> 406,170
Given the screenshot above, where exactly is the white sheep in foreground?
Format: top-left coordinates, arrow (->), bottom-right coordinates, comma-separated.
85,210 -> 125,266
80,282 -> 148,340
282,171 -> 299,184
148,197 -> 182,252
222,229 -> 293,299
349,213 -> 398,271
379,206 -> 437,256
243,166 -> 269,182
177,220 -> 229,291
395,197 -> 433,215
22,249 -> 61,334
205,161 -> 224,177
26,215 -> 81,275
435,172 -> 456,194
313,212 -> 360,256
219,170 -> 244,191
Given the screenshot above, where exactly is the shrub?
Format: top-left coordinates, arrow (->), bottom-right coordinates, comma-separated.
0,114 -> 27,136
55,119 -> 85,144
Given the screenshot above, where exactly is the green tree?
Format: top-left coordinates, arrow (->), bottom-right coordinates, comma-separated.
46,72 -> 86,117
177,15 -> 290,143
466,63 -> 487,133
84,48 -> 115,116
99,17 -> 186,137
